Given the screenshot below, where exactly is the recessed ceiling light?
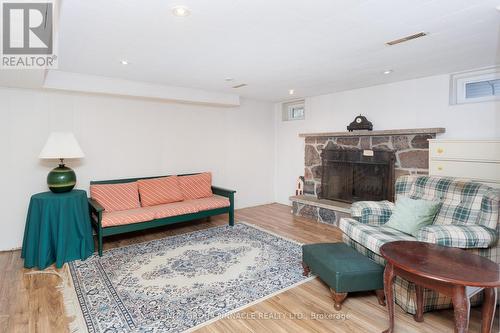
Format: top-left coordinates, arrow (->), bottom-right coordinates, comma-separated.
383,70 -> 393,75
120,60 -> 128,65
289,89 -> 295,95
232,83 -> 247,89
172,5 -> 191,17
224,77 -> 234,82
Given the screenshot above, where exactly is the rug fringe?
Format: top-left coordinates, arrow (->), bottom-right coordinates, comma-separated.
56,264 -> 88,333
239,222 -> 304,245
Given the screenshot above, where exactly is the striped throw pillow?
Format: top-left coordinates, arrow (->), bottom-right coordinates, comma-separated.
178,172 -> 213,200
137,176 -> 184,207
90,182 -> 141,212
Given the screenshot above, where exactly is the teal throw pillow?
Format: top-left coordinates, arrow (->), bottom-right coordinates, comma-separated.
385,197 -> 441,237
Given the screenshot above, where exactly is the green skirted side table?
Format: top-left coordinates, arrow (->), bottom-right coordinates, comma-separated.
21,190 -> 94,269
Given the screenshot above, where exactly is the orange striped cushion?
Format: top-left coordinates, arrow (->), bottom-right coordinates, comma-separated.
150,201 -> 199,219
101,207 -> 156,227
178,172 -> 213,200
90,182 -> 140,212
137,176 -> 184,207
185,195 -> 230,211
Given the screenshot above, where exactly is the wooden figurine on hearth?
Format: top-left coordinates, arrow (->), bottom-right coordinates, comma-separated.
296,176 -> 304,195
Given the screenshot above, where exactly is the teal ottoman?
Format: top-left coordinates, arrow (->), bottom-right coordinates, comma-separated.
302,242 -> 386,310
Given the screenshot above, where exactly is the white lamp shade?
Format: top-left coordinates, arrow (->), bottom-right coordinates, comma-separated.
39,132 -> 85,159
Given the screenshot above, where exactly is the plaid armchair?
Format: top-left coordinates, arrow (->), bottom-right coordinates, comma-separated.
339,175 -> 500,314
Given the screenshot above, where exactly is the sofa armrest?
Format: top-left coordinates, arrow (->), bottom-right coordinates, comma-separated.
350,200 -> 395,225
211,186 -> 236,197
211,186 -> 236,226
88,197 -> 105,213
88,198 -> 105,227
414,224 -> 498,249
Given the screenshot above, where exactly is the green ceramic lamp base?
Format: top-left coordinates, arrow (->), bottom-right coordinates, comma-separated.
47,159 -> 76,193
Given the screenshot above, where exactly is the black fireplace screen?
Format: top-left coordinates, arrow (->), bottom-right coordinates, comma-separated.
319,148 -> 395,203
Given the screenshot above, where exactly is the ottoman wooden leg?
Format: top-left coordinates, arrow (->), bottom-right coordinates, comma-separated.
302,262 -> 310,276
330,288 -> 348,311
375,289 -> 386,306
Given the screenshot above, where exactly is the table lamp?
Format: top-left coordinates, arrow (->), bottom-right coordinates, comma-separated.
39,132 -> 85,193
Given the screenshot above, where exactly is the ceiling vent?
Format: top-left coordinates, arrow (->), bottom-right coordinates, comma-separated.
232,83 -> 247,89
386,32 -> 427,46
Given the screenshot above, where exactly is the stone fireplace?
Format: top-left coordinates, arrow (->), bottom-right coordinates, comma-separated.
291,128 -> 445,225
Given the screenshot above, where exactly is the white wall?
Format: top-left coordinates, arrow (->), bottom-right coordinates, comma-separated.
274,74 -> 500,205
0,87 -> 275,251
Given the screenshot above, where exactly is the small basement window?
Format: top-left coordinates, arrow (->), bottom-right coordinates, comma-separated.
465,79 -> 500,99
450,67 -> 500,104
282,100 -> 305,121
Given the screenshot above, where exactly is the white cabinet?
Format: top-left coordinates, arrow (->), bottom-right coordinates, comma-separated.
429,140 -> 500,187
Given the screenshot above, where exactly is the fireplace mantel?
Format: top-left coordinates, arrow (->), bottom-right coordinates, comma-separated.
299,127 -> 445,138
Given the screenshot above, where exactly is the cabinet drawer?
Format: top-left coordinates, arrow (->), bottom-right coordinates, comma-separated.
429,141 -> 500,162
429,160 -> 500,183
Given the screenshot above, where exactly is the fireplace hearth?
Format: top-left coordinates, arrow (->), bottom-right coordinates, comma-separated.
319,147 -> 395,203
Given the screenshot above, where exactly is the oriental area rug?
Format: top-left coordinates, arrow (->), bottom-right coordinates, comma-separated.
61,222 -> 312,333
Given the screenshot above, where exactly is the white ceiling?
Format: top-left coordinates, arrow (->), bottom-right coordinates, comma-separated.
57,0 -> 500,102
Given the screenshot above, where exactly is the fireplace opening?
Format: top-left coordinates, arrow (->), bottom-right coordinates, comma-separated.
319,148 -> 395,203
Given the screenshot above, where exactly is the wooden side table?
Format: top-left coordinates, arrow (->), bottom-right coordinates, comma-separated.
21,190 -> 94,269
380,241 -> 499,333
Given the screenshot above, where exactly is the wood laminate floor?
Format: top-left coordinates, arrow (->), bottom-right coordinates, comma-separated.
0,203 -> 498,332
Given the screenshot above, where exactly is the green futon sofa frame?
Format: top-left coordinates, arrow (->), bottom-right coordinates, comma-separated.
88,174 -> 236,256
